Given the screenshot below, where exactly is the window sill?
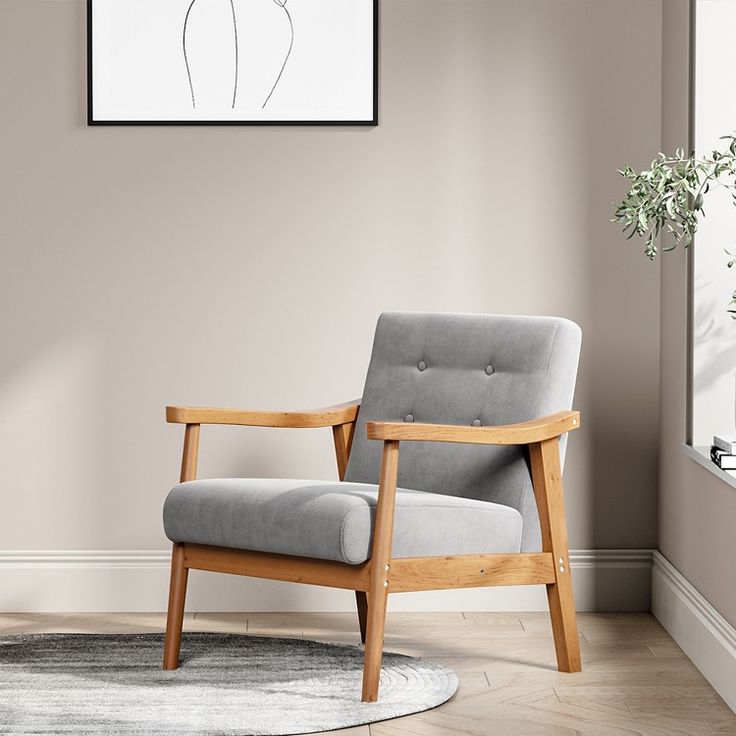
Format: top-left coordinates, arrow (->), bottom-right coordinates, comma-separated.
682,443 -> 736,491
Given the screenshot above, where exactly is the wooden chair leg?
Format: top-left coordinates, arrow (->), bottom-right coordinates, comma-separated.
163,543 -> 189,670
361,586 -> 388,702
164,423 -> 199,670
361,440 -> 400,702
355,591 -> 368,645
529,438 -> 582,673
546,565 -> 580,672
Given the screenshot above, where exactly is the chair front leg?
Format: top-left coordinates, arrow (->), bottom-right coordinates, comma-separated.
163,542 -> 189,669
361,439 -> 400,702
163,423 -> 200,671
529,437 -> 582,673
334,421 -> 369,647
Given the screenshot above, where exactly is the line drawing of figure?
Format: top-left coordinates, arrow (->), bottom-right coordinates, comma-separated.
262,0 -> 294,109
182,0 -> 294,111
182,0 -> 240,109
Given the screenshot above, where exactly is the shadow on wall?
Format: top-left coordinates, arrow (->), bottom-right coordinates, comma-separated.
572,0 -> 661,609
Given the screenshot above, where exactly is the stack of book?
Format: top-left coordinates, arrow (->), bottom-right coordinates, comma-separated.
711,434 -> 736,471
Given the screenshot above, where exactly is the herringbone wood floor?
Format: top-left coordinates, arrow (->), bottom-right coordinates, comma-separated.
1,611 -> 734,735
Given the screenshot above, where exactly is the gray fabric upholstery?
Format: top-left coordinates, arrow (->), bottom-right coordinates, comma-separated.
162,312 -> 581,561
164,479 -> 523,564
344,313 -> 581,551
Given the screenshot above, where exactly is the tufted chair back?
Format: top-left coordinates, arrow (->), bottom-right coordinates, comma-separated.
344,312 -> 582,552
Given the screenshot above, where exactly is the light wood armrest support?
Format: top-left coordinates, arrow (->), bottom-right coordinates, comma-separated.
166,400 -> 361,429
366,410 -> 580,446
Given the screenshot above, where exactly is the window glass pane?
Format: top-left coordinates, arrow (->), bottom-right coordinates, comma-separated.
692,0 -> 736,445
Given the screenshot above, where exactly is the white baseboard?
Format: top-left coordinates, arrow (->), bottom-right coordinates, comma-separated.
652,551 -> 736,713
0,548 -> 652,613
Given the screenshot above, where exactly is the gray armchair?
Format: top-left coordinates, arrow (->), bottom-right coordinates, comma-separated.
162,312 -> 582,702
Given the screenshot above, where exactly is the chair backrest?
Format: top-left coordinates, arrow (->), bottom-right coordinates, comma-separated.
344,312 -> 582,552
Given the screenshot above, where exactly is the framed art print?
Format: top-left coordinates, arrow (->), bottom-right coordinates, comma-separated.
87,0 -> 377,125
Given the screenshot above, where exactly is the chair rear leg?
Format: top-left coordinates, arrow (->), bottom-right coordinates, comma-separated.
361,586 -> 388,702
355,591 -> 368,645
163,543 -> 189,670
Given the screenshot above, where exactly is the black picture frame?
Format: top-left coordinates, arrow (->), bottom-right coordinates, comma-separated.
87,0 -> 378,127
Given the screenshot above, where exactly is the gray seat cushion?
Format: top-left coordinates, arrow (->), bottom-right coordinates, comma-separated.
163,478 -> 523,565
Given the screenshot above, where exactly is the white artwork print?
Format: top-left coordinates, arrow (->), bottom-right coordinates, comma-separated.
90,0 -> 376,123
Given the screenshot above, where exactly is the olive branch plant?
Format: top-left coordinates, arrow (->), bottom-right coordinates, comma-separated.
612,134 -> 736,312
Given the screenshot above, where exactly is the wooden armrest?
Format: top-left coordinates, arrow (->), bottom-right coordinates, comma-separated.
166,400 -> 361,428
366,410 -> 580,446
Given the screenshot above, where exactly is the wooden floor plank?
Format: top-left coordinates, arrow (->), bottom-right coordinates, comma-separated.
0,612 -> 733,734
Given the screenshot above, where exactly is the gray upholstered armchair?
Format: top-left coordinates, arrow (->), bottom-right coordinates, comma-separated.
162,312 -> 582,702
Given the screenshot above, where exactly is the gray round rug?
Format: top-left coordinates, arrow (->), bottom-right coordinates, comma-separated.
0,633 -> 458,735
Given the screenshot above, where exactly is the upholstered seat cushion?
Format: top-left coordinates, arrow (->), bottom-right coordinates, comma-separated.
163,479 -> 523,565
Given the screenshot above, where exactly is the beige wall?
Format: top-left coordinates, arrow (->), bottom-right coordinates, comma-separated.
660,0 -> 736,627
0,1 -> 661,587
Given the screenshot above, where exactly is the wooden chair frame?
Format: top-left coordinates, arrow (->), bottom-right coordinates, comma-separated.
163,400 -> 582,702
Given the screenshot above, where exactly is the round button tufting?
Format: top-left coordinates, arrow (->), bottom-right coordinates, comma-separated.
404,414 -> 414,423
417,360 -> 427,372
485,364 -> 495,376
472,419 -> 482,427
